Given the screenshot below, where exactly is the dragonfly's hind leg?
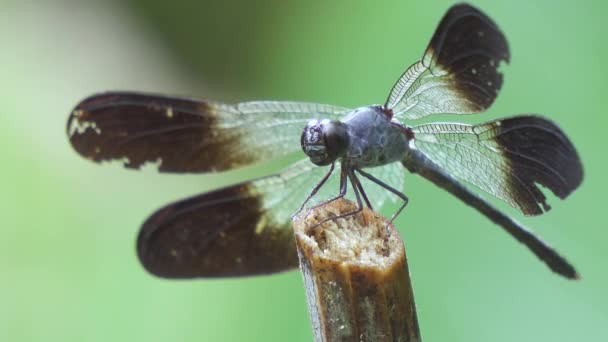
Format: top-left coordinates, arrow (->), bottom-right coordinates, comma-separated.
356,168 -> 409,224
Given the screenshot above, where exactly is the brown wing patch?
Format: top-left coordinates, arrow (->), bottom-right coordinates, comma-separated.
137,181 -> 298,278
424,4 -> 510,112
493,116 -> 583,215
67,92 -> 254,173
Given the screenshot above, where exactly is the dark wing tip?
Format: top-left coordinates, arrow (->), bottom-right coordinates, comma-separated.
493,115 -> 583,215
137,183 -> 298,278
67,93 -> 110,165
429,3 -> 511,60
425,3 -> 510,112
67,92 -> 145,136
66,91 -> 252,173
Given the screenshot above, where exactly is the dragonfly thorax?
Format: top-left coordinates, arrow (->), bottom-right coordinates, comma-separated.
342,106 -> 410,168
301,119 -> 349,166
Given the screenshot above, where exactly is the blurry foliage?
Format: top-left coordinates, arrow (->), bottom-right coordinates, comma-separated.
125,0 -> 281,91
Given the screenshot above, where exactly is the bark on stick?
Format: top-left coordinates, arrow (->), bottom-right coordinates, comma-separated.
293,198 -> 420,342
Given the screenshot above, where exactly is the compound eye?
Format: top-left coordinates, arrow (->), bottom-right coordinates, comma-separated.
302,121 -> 323,144
307,145 -> 331,166
301,120 -> 333,166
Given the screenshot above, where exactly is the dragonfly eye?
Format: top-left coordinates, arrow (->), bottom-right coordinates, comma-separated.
301,119 -> 349,166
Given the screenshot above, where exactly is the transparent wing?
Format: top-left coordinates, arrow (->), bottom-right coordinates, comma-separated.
358,162 -> 406,210
385,4 -> 510,120
411,116 -> 583,216
138,158 -> 405,278
258,159 -> 405,227
68,91 -> 350,173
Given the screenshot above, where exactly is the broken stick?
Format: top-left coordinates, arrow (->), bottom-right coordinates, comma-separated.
293,198 -> 420,342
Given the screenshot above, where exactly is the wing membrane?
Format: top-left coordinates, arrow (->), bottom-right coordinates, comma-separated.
67,92 -> 350,173
137,159 -> 319,278
386,4 -> 510,119
137,157 -> 404,278
412,116 -> 583,215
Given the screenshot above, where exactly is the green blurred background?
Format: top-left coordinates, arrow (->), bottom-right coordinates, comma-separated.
1,0 -> 606,341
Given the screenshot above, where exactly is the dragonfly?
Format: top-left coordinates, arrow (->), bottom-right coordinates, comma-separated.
67,4 -> 583,280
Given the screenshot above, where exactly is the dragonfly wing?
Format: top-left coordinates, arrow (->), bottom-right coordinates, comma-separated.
386,4 -> 510,120
137,158 -> 335,278
68,91 -> 350,173
411,115 -> 583,215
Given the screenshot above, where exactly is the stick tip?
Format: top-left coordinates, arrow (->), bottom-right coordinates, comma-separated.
293,198 -> 404,268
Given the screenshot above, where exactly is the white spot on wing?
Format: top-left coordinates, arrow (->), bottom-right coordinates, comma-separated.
255,215 -> 268,234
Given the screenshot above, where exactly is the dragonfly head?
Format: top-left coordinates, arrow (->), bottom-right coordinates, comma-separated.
301,119 -> 349,166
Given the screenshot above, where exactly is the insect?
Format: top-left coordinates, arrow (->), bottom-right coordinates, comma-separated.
67,4 -> 583,279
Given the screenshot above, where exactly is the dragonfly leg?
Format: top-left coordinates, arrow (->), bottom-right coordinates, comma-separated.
307,169 -> 365,229
350,169 -> 373,210
356,168 -> 409,224
300,164 -> 348,219
292,162 -> 335,219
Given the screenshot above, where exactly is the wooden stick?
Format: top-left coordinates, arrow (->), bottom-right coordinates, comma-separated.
293,198 -> 420,342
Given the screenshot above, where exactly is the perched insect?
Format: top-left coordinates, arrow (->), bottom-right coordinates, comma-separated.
68,4 -> 582,279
